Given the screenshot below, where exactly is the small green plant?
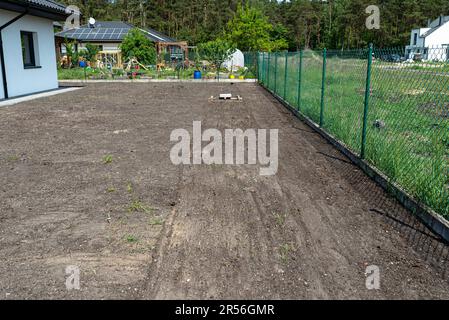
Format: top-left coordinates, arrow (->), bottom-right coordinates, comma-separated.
7,155 -> 19,162
126,182 -> 133,193
128,199 -> 153,214
103,155 -> 113,164
106,187 -> 116,193
279,243 -> 293,263
149,217 -> 164,226
273,212 -> 286,226
125,235 -> 138,243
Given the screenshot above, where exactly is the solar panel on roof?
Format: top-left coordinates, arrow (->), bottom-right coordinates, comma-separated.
56,22 -> 175,42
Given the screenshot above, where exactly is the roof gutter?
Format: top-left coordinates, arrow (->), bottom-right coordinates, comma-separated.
139,28 -> 165,42
0,1 -> 69,21
0,10 -> 28,99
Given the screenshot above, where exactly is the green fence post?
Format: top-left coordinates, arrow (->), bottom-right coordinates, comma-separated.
255,53 -> 258,81
361,43 -> 373,159
263,52 -> 268,87
283,52 -> 288,100
257,53 -> 260,83
264,53 -> 267,85
255,52 -> 259,82
297,50 -> 303,111
262,52 -> 268,87
319,48 -> 327,127
274,52 -> 278,94
267,52 -> 271,90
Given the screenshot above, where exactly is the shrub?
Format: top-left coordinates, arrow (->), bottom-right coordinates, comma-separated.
120,28 -> 156,65
79,43 -> 100,64
198,39 -> 236,77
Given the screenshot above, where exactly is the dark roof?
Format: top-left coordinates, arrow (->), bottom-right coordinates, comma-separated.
0,0 -> 71,20
87,21 -> 130,28
145,27 -> 177,43
56,21 -> 177,43
23,0 -> 66,13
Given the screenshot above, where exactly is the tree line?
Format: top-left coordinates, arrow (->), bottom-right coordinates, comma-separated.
60,0 -> 449,50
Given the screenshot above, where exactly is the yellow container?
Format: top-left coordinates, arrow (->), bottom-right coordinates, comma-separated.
229,74 -> 235,79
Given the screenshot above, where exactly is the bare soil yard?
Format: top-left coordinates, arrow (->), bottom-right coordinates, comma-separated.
0,82 -> 448,299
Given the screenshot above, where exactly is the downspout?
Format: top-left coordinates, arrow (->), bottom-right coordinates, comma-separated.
0,9 -> 28,99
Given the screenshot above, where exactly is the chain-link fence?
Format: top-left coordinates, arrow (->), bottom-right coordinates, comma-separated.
243,52 -> 258,79
258,46 -> 449,220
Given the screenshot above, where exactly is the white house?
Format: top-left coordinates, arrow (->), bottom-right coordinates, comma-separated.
405,16 -> 449,61
0,0 -> 70,100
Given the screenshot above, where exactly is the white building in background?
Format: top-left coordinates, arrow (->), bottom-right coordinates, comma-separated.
0,0 -> 70,100
223,49 -> 245,72
405,16 -> 449,61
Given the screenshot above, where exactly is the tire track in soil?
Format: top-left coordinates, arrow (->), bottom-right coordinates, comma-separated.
143,85 -> 284,299
2,83 -> 448,299
142,83 -> 449,299
234,87 -> 330,298
141,83 -> 343,299
249,85 -> 449,299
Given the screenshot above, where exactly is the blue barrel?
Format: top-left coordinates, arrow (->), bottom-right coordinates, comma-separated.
194,70 -> 201,79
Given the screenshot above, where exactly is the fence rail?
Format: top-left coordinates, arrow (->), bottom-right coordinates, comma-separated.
256,45 -> 449,221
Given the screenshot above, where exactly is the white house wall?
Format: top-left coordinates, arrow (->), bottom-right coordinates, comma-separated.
425,23 -> 449,47
0,33 -> 3,100
409,28 -> 427,47
0,9 -> 58,99
101,43 -> 120,51
425,23 -> 449,61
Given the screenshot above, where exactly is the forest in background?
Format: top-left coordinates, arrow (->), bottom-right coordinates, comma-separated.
60,0 -> 449,50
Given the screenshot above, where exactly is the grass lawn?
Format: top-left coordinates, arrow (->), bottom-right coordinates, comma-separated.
58,66 -> 256,80
260,51 -> 449,219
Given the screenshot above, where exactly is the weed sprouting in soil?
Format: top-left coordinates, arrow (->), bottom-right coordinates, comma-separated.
149,217 -> 164,226
128,199 -> 154,214
103,155 -> 113,164
125,235 -> 138,243
279,243 -> 293,263
273,212 -> 287,227
7,155 -> 19,162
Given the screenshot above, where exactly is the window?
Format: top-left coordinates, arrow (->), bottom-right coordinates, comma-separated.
413,33 -> 418,45
21,31 -> 37,68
